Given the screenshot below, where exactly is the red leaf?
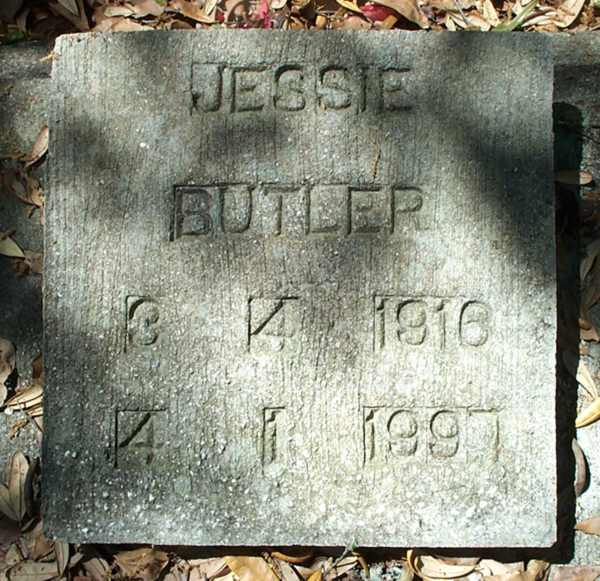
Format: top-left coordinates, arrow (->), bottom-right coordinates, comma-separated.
361,2 -> 395,20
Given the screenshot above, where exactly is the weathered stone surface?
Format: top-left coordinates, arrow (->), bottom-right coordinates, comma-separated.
44,31 -> 556,547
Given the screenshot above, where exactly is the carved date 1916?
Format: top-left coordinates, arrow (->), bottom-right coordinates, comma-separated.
374,296 -> 491,351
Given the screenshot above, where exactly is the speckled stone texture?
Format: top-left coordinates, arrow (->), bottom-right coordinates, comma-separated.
43,31 -> 556,547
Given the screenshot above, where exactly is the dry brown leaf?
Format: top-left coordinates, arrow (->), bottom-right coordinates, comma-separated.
55,540 -> 69,577
25,521 -> 54,561
204,0 -> 219,15
56,0 -> 79,14
576,516 -> 600,536
187,557 -> 227,578
417,555 -> 477,579
370,0 -> 429,26
6,384 -> 43,412
224,556 -> 279,581
550,565 -> 600,581
325,556 -> 359,580
129,0 -> 164,17
271,550 -> 314,564
481,0 -> 499,24
82,557 -> 110,581
0,452 -> 29,521
6,542 -> 24,566
50,0 -> 90,29
573,438 -> 588,497
104,5 -> 136,16
112,18 -> 153,30
576,397 -> 600,428
31,354 -> 43,384
562,351 -> 598,399
336,0 -> 363,10
8,452 -> 28,522
526,560 -> 550,581
23,126 -> 49,168
478,560 -> 524,576
276,560 -> 303,581
7,560 -> 58,581
170,0 -> 216,22
581,239 -> 600,282
555,170 -> 593,185
0,337 -> 16,403
551,0 -> 586,27
581,324 -> 600,342
115,548 -> 169,581
0,233 -> 25,259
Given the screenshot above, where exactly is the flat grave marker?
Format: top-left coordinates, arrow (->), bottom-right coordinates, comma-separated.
44,31 -> 556,547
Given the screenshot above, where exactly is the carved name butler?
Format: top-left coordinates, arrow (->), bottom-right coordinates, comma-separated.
45,32 -> 557,548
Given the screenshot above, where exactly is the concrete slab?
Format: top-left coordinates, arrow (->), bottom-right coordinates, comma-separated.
43,31 -> 556,547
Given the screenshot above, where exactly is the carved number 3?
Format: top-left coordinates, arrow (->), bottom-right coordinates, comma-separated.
129,300 -> 160,346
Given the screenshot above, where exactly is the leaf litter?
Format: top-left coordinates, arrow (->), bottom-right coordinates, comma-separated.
1,0 -> 598,38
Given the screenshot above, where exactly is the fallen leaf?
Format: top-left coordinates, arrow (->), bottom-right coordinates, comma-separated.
526,560 -> 550,581
129,0 -> 164,17
0,233 -> 25,259
7,560 -> 58,581
550,565 -> 600,581
271,550 -> 314,564
555,170 -> 593,185
82,557 -> 110,581
562,351 -> 598,399
55,540 -> 69,577
170,0 -> 216,22
369,0 -> 429,26
5,384 -> 43,412
580,239 -> 600,282
115,548 -> 169,581
576,397 -> 600,428
224,556 -> 279,581
104,5 -> 136,16
112,18 -> 153,30
325,556 -> 359,580
56,0 -> 79,14
31,354 -> 43,384
547,0 -> 586,27
23,126 -> 48,168
8,452 -> 28,522
418,555 -> 477,579
25,521 -> 54,560
362,2 -> 397,20
480,0 -> 499,24
576,516 -> 600,536
0,337 -> 16,404
573,438 -> 588,496
0,452 -> 29,522
187,558 -> 227,578
204,0 -> 219,15
478,560 -> 524,576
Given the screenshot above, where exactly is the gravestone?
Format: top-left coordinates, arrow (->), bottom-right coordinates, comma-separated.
44,31 -> 556,547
